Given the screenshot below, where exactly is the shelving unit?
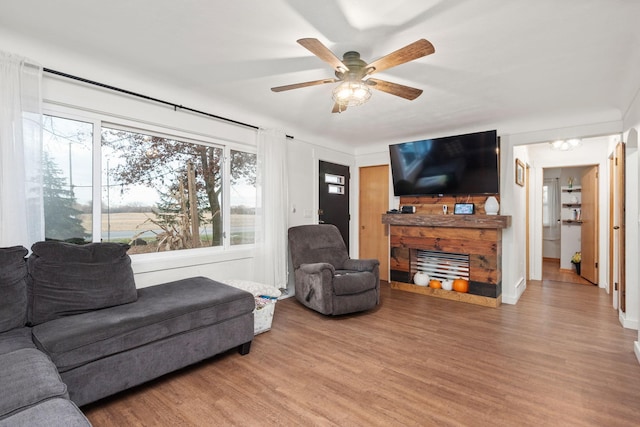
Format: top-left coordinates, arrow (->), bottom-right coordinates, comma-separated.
562,187 -> 581,193
560,185 -> 582,269
561,186 -> 582,222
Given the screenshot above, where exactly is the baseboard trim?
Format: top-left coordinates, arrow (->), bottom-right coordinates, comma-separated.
619,311 -> 639,330
502,277 -> 526,305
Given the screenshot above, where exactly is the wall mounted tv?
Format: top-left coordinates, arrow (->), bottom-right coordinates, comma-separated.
389,129 -> 499,197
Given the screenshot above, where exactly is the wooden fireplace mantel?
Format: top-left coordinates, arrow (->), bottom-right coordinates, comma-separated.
381,213 -> 511,229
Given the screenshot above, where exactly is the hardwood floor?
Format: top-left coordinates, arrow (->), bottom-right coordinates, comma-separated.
543,257 -> 594,286
83,277 -> 640,426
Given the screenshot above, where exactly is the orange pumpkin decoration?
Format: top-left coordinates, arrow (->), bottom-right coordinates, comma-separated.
429,279 -> 442,289
452,278 -> 469,293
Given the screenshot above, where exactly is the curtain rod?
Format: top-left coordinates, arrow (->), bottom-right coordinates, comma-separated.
43,67 -> 293,139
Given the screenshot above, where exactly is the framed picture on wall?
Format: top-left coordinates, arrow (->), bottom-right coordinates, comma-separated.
515,158 -> 525,187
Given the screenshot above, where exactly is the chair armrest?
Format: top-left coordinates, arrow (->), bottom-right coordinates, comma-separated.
343,258 -> 380,272
299,262 -> 336,275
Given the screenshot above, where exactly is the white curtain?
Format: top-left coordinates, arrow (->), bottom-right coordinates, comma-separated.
544,178 -> 561,241
0,51 -> 44,248
255,128 -> 289,290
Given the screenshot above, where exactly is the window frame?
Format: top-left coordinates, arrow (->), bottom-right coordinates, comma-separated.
42,105 -> 257,268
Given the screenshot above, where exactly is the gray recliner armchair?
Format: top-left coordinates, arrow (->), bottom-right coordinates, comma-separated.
288,224 -> 380,315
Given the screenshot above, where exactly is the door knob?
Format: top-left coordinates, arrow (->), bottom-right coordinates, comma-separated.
613,226 -> 620,230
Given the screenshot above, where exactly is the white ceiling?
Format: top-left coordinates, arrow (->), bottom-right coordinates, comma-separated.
1,0 -> 639,149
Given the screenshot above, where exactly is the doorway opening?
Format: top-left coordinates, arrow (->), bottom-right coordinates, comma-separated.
542,165 -> 599,286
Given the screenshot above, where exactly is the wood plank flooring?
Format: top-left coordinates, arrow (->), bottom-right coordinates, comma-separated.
83,276 -> 640,426
543,257 -> 594,286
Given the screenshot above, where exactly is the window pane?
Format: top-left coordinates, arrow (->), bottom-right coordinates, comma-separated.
542,185 -> 549,226
230,150 -> 256,245
101,128 -> 223,253
42,115 -> 93,243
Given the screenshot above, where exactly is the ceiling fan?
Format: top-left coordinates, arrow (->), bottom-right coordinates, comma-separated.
271,38 -> 435,113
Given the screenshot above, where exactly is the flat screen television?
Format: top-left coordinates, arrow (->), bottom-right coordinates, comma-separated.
389,129 -> 499,197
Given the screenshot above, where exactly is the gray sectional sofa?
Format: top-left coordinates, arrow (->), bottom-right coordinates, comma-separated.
0,242 -> 255,426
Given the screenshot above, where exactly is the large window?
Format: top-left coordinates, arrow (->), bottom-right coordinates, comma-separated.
42,114 -> 256,253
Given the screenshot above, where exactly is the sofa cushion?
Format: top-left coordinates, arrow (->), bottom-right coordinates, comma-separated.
0,327 -> 35,355
333,270 -> 377,296
27,241 -> 137,325
32,276 -> 255,372
0,348 -> 68,420
0,398 -> 91,427
0,246 -> 28,333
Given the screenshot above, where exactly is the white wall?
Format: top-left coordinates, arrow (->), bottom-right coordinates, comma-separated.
624,141 -> 639,330
622,87 -> 640,362
500,141 -> 529,304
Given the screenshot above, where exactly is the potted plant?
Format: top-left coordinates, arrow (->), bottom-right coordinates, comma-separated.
571,252 -> 581,275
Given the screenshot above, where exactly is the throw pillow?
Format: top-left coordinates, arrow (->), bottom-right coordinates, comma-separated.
0,246 -> 28,333
27,241 -> 137,325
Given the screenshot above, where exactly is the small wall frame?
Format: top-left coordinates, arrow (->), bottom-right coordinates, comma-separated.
515,158 -> 525,187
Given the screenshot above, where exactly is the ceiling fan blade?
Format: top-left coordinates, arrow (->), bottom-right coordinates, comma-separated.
297,38 -> 349,72
367,78 -> 423,100
366,39 -> 435,75
332,102 -> 347,113
271,78 -> 337,92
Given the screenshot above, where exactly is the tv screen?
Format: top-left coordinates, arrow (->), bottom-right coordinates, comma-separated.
389,130 -> 499,197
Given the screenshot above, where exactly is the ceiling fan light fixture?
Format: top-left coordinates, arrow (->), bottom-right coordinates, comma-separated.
273,38 -> 434,112
550,138 -> 582,151
332,81 -> 372,107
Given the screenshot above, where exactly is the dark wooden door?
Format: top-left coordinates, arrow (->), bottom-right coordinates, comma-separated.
319,160 -> 350,250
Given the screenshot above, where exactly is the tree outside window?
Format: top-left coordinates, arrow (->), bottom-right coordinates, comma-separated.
101,128 -> 225,252
101,127 -> 256,254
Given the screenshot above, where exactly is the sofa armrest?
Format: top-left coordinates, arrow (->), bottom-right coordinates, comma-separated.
299,262 -> 335,275
343,258 -> 379,272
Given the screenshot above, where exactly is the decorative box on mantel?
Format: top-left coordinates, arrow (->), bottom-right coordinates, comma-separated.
382,213 -> 511,308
